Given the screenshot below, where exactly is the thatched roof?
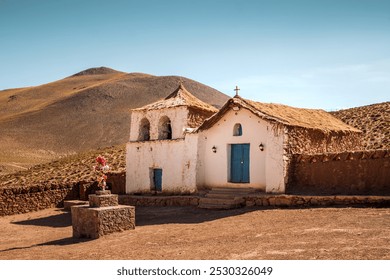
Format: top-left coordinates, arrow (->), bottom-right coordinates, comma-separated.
133,83 -> 218,113
197,96 -> 361,133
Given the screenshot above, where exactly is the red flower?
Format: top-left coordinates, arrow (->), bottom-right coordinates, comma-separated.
96,156 -> 106,166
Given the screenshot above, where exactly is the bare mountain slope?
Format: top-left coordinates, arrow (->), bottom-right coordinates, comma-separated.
0,67 -> 229,173
331,102 -> 390,150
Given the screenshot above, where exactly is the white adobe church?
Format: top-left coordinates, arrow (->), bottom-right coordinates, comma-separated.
126,84 -> 361,194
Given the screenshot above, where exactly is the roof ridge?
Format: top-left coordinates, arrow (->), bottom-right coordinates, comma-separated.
133,83 -> 218,112
164,83 -> 187,100
197,96 -> 361,132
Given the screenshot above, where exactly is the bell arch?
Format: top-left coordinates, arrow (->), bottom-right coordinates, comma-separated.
138,118 -> 150,141
158,116 -> 172,140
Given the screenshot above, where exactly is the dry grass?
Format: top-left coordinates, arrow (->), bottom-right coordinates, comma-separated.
245,99 -> 360,132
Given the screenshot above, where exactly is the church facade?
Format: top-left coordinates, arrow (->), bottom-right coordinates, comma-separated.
126,84 -> 362,194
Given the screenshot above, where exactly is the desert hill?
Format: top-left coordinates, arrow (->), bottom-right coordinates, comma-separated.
331,102 -> 390,150
0,67 -> 229,174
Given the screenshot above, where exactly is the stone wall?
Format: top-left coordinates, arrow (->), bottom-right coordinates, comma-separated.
2,185 -> 389,217
287,150 -> 390,195
119,194 -> 390,208
78,181 -> 99,200
286,127 -> 363,154
0,183 -> 79,216
119,195 -> 199,207
106,171 -> 126,194
0,176 -> 126,216
244,194 -> 390,208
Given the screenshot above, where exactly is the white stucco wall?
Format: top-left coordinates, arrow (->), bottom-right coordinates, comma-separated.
129,107 -> 188,141
264,126 -> 287,193
126,136 -> 198,194
197,108 -> 286,192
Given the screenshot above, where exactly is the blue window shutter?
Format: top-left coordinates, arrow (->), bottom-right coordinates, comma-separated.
153,169 -> 162,191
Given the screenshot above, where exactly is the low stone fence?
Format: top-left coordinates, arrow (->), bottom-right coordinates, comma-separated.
119,195 -> 199,207
244,194 -> 390,208
0,184 -> 79,216
2,188 -> 390,217
119,194 -> 390,208
287,150 -> 390,195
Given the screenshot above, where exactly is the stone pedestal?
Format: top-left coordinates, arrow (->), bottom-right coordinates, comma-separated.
71,191 -> 135,239
89,193 -> 119,207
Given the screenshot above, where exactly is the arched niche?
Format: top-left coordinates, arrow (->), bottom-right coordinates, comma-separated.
158,116 -> 172,140
233,123 -> 243,136
138,118 -> 150,141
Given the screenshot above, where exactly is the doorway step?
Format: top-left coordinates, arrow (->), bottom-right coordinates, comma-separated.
198,187 -> 259,209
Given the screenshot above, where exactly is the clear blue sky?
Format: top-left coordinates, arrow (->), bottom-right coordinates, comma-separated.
1,0 -> 389,109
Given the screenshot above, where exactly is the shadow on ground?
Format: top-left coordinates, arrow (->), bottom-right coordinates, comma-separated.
12,206 -> 260,228
135,206 -> 259,226
0,237 -> 90,254
12,210 -> 72,228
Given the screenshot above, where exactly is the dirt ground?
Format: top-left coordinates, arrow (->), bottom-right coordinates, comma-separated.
0,206 -> 389,260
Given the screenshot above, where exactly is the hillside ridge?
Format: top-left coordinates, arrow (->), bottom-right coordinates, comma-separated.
71,66 -> 124,76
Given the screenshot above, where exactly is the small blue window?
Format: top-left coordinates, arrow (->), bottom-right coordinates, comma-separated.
233,123 -> 242,136
153,169 -> 162,192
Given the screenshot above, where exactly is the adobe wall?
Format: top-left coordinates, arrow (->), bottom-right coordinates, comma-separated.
286,127 -> 363,154
0,183 -> 79,216
287,150 -> 390,195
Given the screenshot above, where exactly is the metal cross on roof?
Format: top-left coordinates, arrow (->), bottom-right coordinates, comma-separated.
234,85 -> 240,97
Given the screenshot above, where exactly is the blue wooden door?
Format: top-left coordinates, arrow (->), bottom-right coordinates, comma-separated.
153,169 -> 162,191
230,144 -> 250,183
